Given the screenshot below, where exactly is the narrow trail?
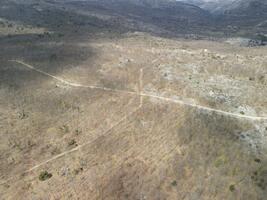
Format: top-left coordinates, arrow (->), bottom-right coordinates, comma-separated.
9,60 -> 267,121
0,104 -> 142,185
10,60 -> 137,95
1,60 -> 266,186
26,104 -> 142,173
140,93 -> 267,120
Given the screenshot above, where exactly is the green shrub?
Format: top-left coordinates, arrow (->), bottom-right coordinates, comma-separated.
229,184 -> 235,192
171,180 -> 177,186
256,34 -> 267,42
39,171 -> 52,181
68,139 -> 77,146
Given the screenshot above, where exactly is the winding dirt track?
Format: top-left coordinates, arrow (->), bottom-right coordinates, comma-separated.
0,104 -> 142,185
2,59 -> 266,186
10,60 -> 267,121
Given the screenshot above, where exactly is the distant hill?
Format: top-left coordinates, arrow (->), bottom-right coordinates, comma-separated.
61,0 -> 214,36
1,0 -> 265,38
178,0 -> 267,36
221,0 -> 267,33
178,0 -> 267,14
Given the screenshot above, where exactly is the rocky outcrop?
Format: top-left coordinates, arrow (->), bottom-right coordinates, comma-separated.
225,37 -> 264,47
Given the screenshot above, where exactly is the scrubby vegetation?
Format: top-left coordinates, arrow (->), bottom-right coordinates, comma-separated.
39,171 -> 52,181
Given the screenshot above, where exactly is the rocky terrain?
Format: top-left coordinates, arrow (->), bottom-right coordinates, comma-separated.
0,0 -> 267,199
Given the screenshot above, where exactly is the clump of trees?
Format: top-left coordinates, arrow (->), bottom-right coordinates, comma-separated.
256,34 -> 267,45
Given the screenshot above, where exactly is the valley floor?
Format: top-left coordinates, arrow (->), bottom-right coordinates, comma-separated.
1,33 -> 267,199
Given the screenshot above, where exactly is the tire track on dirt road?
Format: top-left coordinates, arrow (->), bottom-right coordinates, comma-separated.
9,60 -> 267,121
